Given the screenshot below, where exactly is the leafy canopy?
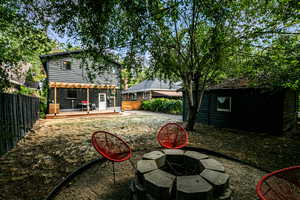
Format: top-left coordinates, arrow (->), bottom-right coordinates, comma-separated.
0,0 -> 55,91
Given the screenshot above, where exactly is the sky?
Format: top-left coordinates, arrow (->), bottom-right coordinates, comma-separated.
47,26 -> 80,47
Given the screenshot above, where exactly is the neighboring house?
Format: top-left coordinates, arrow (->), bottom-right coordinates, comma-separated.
183,79 -> 297,134
40,50 -> 121,114
122,79 -> 182,101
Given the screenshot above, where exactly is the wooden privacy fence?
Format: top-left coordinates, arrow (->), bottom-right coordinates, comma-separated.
0,93 -> 40,155
121,100 -> 142,111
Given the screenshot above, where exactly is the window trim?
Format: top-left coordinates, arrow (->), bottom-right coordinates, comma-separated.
217,96 -> 232,112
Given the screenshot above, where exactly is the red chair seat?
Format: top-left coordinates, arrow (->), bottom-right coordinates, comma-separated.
91,131 -> 132,162
256,166 -> 300,200
157,123 -> 188,149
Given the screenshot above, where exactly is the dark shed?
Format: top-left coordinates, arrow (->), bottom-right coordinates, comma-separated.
183,80 -> 297,134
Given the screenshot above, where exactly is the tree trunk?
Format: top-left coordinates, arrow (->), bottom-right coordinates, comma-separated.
186,105 -> 198,131
185,86 -> 205,131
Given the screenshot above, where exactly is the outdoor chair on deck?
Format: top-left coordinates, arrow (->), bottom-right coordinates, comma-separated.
156,122 -> 189,149
256,165 -> 300,200
79,101 -> 96,111
91,131 -> 132,184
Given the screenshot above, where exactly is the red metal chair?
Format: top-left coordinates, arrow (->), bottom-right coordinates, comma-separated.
256,166 -> 300,200
91,131 -> 132,183
157,122 -> 188,149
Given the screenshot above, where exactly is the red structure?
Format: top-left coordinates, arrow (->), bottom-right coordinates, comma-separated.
256,165 -> 300,200
91,131 -> 132,162
157,123 -> 188,149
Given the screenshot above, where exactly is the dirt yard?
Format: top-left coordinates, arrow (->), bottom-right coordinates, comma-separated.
0,111 -> 298,200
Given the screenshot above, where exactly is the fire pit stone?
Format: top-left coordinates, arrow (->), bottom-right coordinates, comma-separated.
200,169 -> 230,196
144,169 -> 176,199
176,175 -> 213,200
200,159 -> 225,172
131,149 -> 232,200
142,151 -> 166,168
184,150 -> 209,160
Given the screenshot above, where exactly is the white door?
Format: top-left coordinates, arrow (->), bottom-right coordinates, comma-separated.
98,93 -> 107,110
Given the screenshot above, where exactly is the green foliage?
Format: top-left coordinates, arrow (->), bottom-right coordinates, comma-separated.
39,96 -> 47,119
19,0 -> 299,129
142,98 -> 182,115
0,1 -> 55,92
14,83 -> 48,118
121,68 -> 147,89
14,86 -> 37,96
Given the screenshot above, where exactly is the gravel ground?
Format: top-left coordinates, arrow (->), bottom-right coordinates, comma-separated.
0,111 -> 278,200
0,112 -> 180,200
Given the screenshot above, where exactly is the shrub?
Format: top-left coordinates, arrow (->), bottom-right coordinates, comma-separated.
141,98 -> 182,114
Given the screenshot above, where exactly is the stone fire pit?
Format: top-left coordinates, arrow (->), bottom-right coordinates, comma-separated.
130,149 -> 232,200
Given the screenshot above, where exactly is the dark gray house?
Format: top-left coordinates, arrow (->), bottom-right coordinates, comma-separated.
183,79 -> 297,134
40,51 -> 121,114
122,79 -> 182,101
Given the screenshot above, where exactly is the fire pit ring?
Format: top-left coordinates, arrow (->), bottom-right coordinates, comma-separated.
130,149 -> 232,200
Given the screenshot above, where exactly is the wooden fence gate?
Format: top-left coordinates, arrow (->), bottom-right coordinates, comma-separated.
0,93 -> 40,155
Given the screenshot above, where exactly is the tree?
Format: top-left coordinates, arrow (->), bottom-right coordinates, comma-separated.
22,0 -> 239,130
21,0 -> 299,130
0,0 -> 55,92
223,1 -> 300,90
240,35 -> 300,90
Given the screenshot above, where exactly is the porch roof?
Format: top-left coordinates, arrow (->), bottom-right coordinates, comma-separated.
49,81 -> 117,89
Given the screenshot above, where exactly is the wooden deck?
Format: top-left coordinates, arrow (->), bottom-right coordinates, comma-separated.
46,109 -> 120,119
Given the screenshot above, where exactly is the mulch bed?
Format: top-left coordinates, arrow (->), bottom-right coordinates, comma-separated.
188,123 -> 300,172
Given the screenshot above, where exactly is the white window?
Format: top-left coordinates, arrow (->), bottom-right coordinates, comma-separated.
217,96 -> 231,112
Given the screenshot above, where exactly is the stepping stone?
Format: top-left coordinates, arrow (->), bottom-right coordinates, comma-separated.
200,159 -> 225,172
144,169 -> 175,200
200,169 -> 230,195
176,175 -> 213,200
143,151 -> 166,168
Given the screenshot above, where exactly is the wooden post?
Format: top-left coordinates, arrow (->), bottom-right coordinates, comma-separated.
87,88 -> 90,114
54,86 -> 57,116
149,91 -> 152,99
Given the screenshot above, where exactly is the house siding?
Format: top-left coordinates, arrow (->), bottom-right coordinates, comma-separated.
47,56 -> 120,85
282,90 -> 297,132
183,88 -> 296,134
43,52 -> 122,112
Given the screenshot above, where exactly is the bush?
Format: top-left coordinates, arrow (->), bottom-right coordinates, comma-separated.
141,98 -> 182,114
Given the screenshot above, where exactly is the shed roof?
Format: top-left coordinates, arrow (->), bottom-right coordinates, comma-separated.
122,79 -> 181,94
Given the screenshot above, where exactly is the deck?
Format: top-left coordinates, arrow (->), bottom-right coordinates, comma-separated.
46,107 -> 121,119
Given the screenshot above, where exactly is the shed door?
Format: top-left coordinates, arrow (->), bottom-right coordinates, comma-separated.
98,93 -> 107,110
